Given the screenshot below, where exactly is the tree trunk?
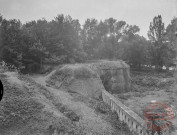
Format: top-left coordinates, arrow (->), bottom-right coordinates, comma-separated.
40,57 -> 42,72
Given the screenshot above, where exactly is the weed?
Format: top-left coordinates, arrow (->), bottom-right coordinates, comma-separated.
96,101 -> 110,113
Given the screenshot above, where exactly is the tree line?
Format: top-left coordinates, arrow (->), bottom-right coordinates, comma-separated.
0,14 -> 176,73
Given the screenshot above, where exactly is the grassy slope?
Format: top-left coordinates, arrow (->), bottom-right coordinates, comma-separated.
0,70 -> 85,135
33,69 -> 133,135
0,67 -> 133,135
0,72 -> 44,134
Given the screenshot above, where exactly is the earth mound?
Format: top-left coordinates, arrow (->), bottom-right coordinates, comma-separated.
48,60 -> 131,98
48,64 -> 104,98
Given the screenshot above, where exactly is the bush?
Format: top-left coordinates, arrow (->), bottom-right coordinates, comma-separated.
95,101 -> 110,113
56,103 -> 80,122
64,111 -> 80,122
53,117 -> 84,135
106,111 -> 133,135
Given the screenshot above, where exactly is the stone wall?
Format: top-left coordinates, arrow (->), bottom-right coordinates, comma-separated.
90,60 -> 131,93
101,88 -> 148,135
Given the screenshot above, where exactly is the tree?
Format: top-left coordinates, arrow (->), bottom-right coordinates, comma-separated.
119,26 -> 151,69
165,18 -> 177,68
81,18 -> 99,59
1,13 -> 176,73
101,18 -> 122,59
166,18 -> 177,43
148,16 -> 177,70
148,15 -> 166,69
0,18 -> 23,67
0,14 -> 86,73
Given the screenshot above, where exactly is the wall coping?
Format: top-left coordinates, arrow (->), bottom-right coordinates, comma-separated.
102,89 -> 146,127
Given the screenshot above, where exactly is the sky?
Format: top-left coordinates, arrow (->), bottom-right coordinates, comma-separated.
0,0 -> 177,38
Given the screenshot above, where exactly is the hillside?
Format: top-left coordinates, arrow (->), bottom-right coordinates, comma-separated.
0,66 -> 132,135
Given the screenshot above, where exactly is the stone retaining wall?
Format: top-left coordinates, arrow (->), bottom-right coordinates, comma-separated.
102,89 -> 148,135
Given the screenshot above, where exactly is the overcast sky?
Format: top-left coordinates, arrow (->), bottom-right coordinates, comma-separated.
0,0 -> 177,38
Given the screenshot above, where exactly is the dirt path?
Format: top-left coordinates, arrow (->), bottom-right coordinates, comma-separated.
31,70 -> 114,134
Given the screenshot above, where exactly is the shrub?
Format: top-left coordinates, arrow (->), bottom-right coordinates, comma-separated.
106,111 -> 133,135
55,103 -> 80,122
53,117 -> 84,135
64,111 -> 80,122
95,101 -> 110,114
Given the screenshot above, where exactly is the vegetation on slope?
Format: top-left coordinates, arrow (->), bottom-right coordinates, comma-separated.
0,70 -> 87,135
72,93 -> 133,135
0,73 -> 44,134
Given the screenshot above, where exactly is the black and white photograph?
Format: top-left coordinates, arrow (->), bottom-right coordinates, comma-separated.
0,0 -> 177,134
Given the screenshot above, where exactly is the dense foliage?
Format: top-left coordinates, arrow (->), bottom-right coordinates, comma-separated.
0,14 -> 176,73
